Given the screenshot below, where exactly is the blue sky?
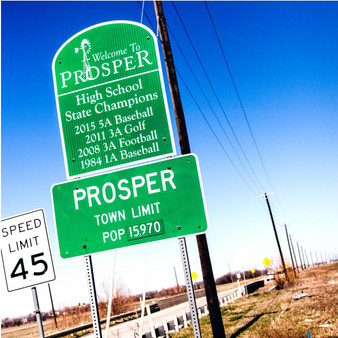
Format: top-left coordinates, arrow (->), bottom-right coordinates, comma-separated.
1,1 -> 338,319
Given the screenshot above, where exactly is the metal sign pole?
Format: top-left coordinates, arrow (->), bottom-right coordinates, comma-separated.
31,287 -> 45,338
84,255 -> 102,338
179,237 -> 201,338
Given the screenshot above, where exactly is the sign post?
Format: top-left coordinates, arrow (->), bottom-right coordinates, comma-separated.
52,21 -> 176,179
51,154 -> 208,258
84,255 -> 102,338
32,286 -> 45,338
179,237 -> 201,338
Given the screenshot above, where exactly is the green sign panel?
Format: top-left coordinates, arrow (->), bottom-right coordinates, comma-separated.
52,21 -> 176,179
51,154 -> 208,258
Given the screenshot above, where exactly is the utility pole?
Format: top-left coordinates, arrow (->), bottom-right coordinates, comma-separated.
153,2 -> 225,337
283,224 -> 296,277
153,1 -> 189,154
289,234 -> 299,271
301,246 -> 307,268
174,266 -> 179,292
310,251 -> 314,266
48,283 -> 58,328
297,241 -> 304,270
304,249 -> 310,267
242,267 -> 248,296
228,263 -> 234,283
258,193 -> 288,281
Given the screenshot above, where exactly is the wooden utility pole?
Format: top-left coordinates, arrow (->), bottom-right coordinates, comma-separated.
315,251 -> 319,265
304,249 -> 310,267
153,1 -> 190,155
258,193 -> 288,281
283,224 -> 296,277
174,266 -> 179,291
310,251 -> 315,266
301,246 -> 307,268
297,241 -> 304,270
289,234 -> 299,271
48,283 -> 58,328
228,263 -> 234,283
154,2 -> 226,337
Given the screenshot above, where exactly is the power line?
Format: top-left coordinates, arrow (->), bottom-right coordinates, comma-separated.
164,27 -> 263,195
171,1 -> 266,194
175,68 -> 259,197
204,1 -> 274,193
138,1 -> 277,207
204,2 -> 292,222
138,1 -> 263,197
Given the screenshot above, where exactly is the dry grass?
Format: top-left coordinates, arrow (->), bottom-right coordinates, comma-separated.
172,263 -> 338,338
1,289 -> 136,338
1,311 -> 92,338
2,264 -> 336,337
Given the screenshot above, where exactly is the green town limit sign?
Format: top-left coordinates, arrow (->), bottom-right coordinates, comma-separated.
52,21 -> 176,179
51,155 -> 209,258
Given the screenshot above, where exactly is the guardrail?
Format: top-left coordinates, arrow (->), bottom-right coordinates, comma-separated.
46,280 -> 264,337
45,303 -> 159,338
142,288 -> 244,338
142,280 -> 265,338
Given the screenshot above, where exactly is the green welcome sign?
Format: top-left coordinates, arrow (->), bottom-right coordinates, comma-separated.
52,21 -> 176,179
51,154 -> 209,258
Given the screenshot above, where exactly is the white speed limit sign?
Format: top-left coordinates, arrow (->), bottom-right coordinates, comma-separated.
1,209 -> 55,292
